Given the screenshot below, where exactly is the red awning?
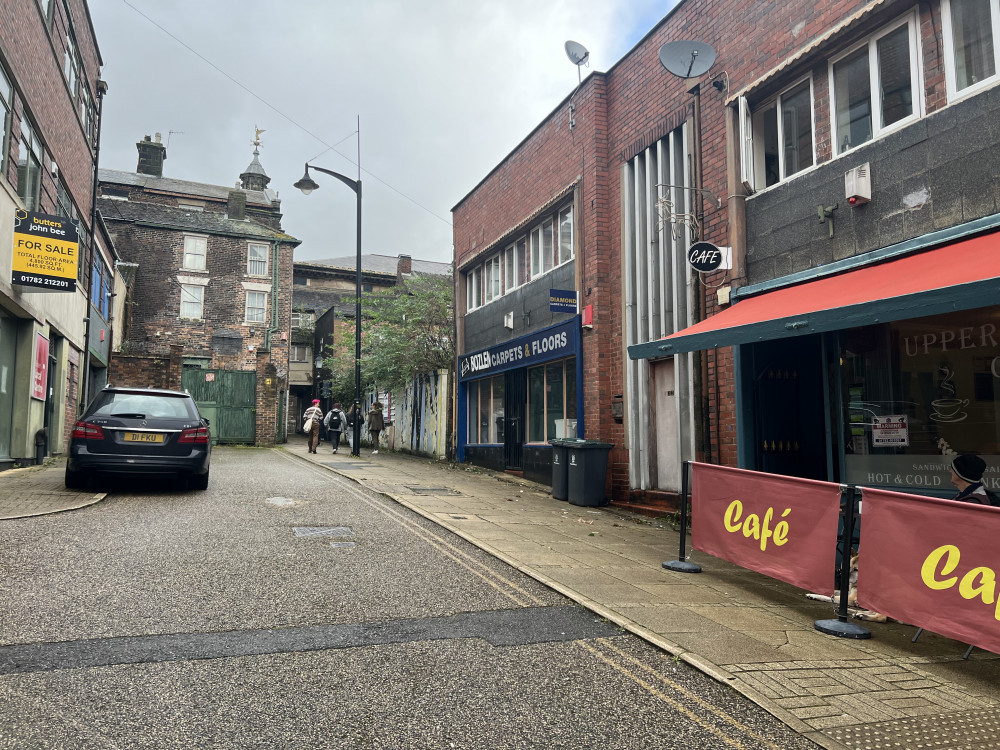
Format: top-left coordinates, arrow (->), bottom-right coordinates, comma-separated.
629,231 -> 1000,358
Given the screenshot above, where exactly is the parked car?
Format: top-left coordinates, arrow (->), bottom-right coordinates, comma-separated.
66,386 -> 211,490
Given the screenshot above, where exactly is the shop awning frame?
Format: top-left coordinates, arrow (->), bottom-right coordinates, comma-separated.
629,225 -> 1000,360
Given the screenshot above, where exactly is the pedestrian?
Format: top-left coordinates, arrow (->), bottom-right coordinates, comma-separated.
303,399 -> 323,454
345,403 -> 358,451
366,401 -> 385,455
949,454 -> 1000,506
324,401 -> 347,454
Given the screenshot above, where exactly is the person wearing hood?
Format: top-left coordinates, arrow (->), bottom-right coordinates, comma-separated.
366,402 -> 385,455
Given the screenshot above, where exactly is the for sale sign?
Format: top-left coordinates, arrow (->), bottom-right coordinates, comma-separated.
12,209 -> 78,292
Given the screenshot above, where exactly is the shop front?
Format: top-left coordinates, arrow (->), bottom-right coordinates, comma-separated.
628,227 -> 1000,497
458,317 -> 583,484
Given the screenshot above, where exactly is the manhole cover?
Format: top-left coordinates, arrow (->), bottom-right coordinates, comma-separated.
293,527 -> 353,538
407,487 -> 462,496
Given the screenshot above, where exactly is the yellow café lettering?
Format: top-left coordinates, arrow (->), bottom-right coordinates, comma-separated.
921,544 -> 1000,620
723,499 -> 791,552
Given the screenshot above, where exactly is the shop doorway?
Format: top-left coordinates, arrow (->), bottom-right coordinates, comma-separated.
0,315 -> 16,459
503,369 -> 526,470
651,359 -> 680,490
748,336 -> 828,480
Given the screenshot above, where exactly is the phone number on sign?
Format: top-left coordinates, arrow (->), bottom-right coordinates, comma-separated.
14,274 -> 72,288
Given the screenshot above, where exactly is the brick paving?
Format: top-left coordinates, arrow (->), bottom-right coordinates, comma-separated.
0,458 -> 104,520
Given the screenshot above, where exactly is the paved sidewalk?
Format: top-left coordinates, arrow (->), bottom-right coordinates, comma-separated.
0,458 -> 105,520
289,438 -> 1000,750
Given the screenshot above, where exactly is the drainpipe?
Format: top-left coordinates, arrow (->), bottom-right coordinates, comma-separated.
263,239 -> 282,441
80,79 -> 108,414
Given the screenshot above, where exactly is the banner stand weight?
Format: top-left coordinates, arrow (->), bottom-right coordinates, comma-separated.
815,486 -> 871,639
663,461 -> 702,574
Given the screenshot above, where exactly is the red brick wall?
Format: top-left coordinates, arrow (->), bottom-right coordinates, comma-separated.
108,344 -> 184,390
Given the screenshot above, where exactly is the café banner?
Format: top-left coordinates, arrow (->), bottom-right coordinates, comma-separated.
11,209 -> 79,292
691,463 -> 842,594
859,488 -> 1000,655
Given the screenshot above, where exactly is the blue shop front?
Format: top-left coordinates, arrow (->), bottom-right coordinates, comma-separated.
458,317 -> 584,483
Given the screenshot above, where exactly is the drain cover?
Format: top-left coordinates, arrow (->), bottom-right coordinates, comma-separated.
293,527 -> 353,538
407,486 -> 462,496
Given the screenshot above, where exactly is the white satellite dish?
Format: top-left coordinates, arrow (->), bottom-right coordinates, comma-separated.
658,40 -> 716,79
565,40 -> 590,67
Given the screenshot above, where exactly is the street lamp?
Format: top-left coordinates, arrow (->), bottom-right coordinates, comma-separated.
294,163 -> 363,457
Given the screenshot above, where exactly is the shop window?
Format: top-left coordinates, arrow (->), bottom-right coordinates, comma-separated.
467,375 -> 505,444
943,0 -> 1000,98
527,357 -> 577,442
17,118 -> 42,211
831,15 -> 920,154
183,235 -> 207,271
180,284 -> 204,319
246,291 -> 267,323
840,308 -> 1000,492
744,78 -> 815,190
247,242 -> 268,276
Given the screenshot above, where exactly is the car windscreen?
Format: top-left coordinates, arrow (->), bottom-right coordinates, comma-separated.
88,393 -> 199,420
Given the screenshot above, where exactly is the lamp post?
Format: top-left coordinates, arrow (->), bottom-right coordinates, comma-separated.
294,163 -> 363,457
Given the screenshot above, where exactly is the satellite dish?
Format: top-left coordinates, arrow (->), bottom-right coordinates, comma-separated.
658,40 -> 716,79
565,40 -> 590,67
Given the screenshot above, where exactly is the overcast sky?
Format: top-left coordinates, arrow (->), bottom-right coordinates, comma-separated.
89,0 -> 674,265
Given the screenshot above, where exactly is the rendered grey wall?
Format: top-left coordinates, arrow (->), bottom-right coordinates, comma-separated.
463,262 -> 576,353
744,86 -> 1000,286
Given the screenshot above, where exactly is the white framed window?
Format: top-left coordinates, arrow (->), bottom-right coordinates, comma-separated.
504,239 -> 526,291
529,224 -> 545,279
943,0 -> 1000,99
17,117 -> 42,211
183,235 -> 207,271
291,311 -> 314,329
484,254 -> 501,302
290,345 -> 310,362
64,31 -> 80,100
466,266 -> 482,311
246,291 -> 267,323
180,284 -> 204,319
247,242 -> 268,276
746,78 -> 815,189
830,14 -> 921,155
557,206 -> 574,265
0,66 -> 11,173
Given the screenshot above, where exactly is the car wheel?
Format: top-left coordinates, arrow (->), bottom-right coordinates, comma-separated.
190,470 -> 210,491
65,466 -> 87,490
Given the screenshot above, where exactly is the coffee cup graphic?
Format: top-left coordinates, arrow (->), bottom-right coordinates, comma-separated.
931,398 -> 968,421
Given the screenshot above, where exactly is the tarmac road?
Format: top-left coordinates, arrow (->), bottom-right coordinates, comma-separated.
0,447 -> 818,749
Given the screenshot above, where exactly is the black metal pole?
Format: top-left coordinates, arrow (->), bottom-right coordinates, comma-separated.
815,486 -> 871,639
352,182 -> 362,457
663,460 -> 701,573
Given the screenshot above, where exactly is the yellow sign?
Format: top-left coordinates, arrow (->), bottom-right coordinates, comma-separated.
11,209 -> 79,292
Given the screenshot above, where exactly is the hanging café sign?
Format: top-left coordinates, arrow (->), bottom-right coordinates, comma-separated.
11,209 -> 79,292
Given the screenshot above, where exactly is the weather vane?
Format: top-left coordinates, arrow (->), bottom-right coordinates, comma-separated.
253,125 -> 266,148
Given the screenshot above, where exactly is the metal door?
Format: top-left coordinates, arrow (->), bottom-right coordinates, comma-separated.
181,368 -> 256,444
504,369 -> 525,470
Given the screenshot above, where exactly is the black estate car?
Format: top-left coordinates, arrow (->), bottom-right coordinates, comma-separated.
66,386 -> 211,490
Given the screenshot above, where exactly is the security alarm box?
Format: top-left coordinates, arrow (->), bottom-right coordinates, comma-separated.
845,163 -> 871,206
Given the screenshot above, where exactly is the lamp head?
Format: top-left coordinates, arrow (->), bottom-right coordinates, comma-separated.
293,165 -> 320,195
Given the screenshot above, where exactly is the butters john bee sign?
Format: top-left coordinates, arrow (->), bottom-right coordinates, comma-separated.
12,209 -> 78,292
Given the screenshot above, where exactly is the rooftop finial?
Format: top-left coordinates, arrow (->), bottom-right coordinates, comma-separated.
253,125 -> 266,149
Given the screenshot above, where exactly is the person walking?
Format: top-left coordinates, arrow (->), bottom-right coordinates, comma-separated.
303,399 -> 323,454
324,402 -> 347,454
345,404 -> 358,452
366,402 -> 385,455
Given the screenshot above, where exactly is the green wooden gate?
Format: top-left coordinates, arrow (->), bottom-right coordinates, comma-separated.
181,369 -> 256,444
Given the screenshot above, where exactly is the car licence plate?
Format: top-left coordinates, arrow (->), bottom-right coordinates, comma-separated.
122,432 -> 165,443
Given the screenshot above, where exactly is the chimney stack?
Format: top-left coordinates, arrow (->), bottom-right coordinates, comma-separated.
136,133 -> 167,177
397,254 -> 412,283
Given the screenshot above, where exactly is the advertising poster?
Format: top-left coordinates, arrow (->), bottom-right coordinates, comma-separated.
32,333 -> 49,401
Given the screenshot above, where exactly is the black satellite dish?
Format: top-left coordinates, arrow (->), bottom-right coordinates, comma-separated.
658,40 -> 716,78
565,40 -> 590,67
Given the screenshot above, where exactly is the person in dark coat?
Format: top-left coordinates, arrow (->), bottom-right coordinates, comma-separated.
949,454 -> 999,506
324,402 -> 347,454
366,402 -> 385,455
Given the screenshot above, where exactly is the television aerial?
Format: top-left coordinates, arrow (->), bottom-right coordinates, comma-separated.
658,40 -> 716,78
565,40 -> 590,85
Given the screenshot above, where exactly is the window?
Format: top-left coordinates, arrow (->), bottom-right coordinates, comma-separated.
56,179 -> 73,220
943,0 -> 1000,98
180,285 -> 204,319
81,84 -> 95,145
290,345 -> 310,362
291,311 -> 313,329
0,66 -> 11,173
558,206 -> 574,264
466,266 -> 482,311
183,235 -> 207,270
247,243 -> 268,276
747,79 -> 815,189
831,16 -> 920,154
246,291 -> 267,323
467,375 -> 505,444
527,358 -> 577,442
64,30 -> 80,100
17,118 -> 42,211
484,254 -> 501,303
504,240 -> 525,291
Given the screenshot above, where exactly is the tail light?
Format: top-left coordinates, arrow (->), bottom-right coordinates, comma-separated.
72,421 -> 104,440
179,426 -> 210,444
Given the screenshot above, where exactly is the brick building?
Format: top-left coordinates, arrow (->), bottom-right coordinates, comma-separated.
455,0 -> 1000,507
99,135 -> 300,445
0,0 -> 116,467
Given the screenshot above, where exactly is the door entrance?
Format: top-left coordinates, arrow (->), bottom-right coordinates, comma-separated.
503,369 -> 526,471
181,368 -> 256,444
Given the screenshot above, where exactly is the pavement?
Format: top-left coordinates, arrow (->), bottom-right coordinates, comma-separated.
4,442 -> 1000,750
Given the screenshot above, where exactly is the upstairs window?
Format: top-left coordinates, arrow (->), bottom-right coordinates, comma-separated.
64,30 -> 80,101
943,0 -> 1000,98
745,79 -> 815,189
484,254 -> 501,303
290,345 -> 310,362
466,266 -> 482,311
505,238 -> 526,291
183,235 -> 207,271
831,15 -> 920,154
17,118 -> 42,211
246,291 -> 267,323
530,219 -> 555,279
247,242 -> 268,276
558,206 -> 574,265
180,285 -> 204,319
0,66 -> 11,173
